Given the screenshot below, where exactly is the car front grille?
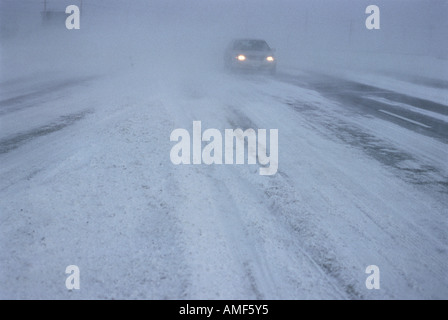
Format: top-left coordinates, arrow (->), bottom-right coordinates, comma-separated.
246,55 -> 265,62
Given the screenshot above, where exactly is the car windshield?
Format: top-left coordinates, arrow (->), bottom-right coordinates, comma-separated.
233,40 -> 270,51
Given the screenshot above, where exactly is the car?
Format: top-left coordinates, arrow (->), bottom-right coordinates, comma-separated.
224,39 -> 277,75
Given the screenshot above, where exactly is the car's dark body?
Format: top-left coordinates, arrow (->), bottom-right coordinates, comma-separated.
224,39 -> 277,74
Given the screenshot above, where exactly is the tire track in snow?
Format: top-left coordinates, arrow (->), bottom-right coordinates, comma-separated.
234,80 -> 448,299
279,99 -> 448,284
170,164 -> 274,299
223,104 -> 349,299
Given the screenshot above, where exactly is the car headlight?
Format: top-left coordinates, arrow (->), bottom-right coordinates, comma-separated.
266,56 -> 275,62
237,55 -> 246,61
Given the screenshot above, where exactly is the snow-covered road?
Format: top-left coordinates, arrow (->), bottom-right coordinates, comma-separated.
1,61 -> 447,299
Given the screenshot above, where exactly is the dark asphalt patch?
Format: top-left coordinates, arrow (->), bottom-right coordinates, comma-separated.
0,109 -> 93,154
0,76 -> 97,115
285,100 -> 448,195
